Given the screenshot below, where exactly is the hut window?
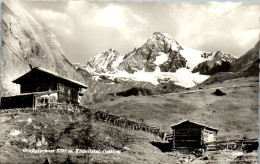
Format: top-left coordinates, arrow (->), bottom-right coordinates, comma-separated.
49,86 -> 53,91
208,133 -> 214,142
59,85 -> 64,92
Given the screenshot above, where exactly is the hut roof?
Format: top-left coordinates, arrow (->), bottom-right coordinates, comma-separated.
171,119 -> 218,132
1,91 -> 56,98
13,67 -> 87,89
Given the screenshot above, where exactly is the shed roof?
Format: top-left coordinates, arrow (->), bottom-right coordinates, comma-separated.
13,67 -> 88,89
171,119 -> 218,132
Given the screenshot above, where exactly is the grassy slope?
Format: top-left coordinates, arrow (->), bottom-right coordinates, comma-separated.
2,111 -> 255,164
90,77 -> 259,140
0,110 -> 181,164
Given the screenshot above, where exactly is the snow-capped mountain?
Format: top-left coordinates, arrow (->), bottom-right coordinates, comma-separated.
86,48 -> 124,73
192,51 -> 237,75
85,32 -> 237,88
116,32 -> 187,73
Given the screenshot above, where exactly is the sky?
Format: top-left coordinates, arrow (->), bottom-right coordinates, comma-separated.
19,0 -> 260,65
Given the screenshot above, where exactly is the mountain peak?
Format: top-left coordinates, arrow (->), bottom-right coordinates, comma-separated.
152,31 -> 163,36
146,32 -> 182,53
107,48 -> 118,53
151,31 -> 174,40
86,48 -> 124,73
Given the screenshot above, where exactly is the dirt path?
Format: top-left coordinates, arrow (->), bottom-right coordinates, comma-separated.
165,82 -> 258,96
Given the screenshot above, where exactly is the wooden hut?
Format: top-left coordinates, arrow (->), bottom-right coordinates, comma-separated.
171,120 -> 218,150
1,67 -> 87,109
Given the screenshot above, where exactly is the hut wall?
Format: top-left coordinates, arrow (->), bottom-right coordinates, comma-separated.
21,81 -> 57,93
173,125 -> 202,149
202,128 -> 217,143
57,83 -> 79,103
34,92 -> 58,108
17,70 -> 58,93
71,88 -> 79,104
0,95 -> 34,109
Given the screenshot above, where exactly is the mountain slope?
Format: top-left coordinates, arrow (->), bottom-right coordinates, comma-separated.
231,40 -> 259,75
193,40 -> 259,88
90,76 -> 258,140
192,51 -> 237,75
1,0 -> 85,96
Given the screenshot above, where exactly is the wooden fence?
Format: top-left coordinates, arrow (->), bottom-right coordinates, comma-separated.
93,110 -> 168,140
0,105 -> 169,141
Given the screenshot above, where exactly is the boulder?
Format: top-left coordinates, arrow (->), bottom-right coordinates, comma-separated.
10,129 -> 21,136
212,89 -> 226,96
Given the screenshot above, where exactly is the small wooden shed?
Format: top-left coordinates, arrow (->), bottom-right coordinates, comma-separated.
1,67 -> 87,109
171,120 -> 218,150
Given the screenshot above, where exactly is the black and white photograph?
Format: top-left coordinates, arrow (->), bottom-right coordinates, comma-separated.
0,0 -> 259,163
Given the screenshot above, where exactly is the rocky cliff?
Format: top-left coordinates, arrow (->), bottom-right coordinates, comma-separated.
231,40 -> 259,75
1,0 -> 85,96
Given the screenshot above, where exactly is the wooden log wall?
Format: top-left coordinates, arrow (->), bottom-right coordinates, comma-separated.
173,127 -> 202,149
57,83 -> 79,104
0,95 -> 34,109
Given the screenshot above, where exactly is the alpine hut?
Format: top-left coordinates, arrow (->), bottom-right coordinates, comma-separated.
1,67 -> 87,109
170,120 -> 218,150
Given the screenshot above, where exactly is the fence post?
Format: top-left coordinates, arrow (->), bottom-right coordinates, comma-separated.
226,137 -> 229,150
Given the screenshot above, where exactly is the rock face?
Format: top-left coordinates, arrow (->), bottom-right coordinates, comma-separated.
231,41 -> 260,75
194,40 -> 259,88
192,51 -> 237,75
1,0 -> 85,96
117,32 -> 187,73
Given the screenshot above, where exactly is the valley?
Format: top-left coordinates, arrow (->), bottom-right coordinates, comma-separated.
0,76 -> 258,163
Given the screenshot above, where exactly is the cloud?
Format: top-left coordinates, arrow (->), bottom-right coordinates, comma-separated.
20,1 -> 260,64
167,2 -> 260,55
26,1 -> 149,63
30,8 -> 73,37
93,5 -> 148,42
94,6 -> 126,29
